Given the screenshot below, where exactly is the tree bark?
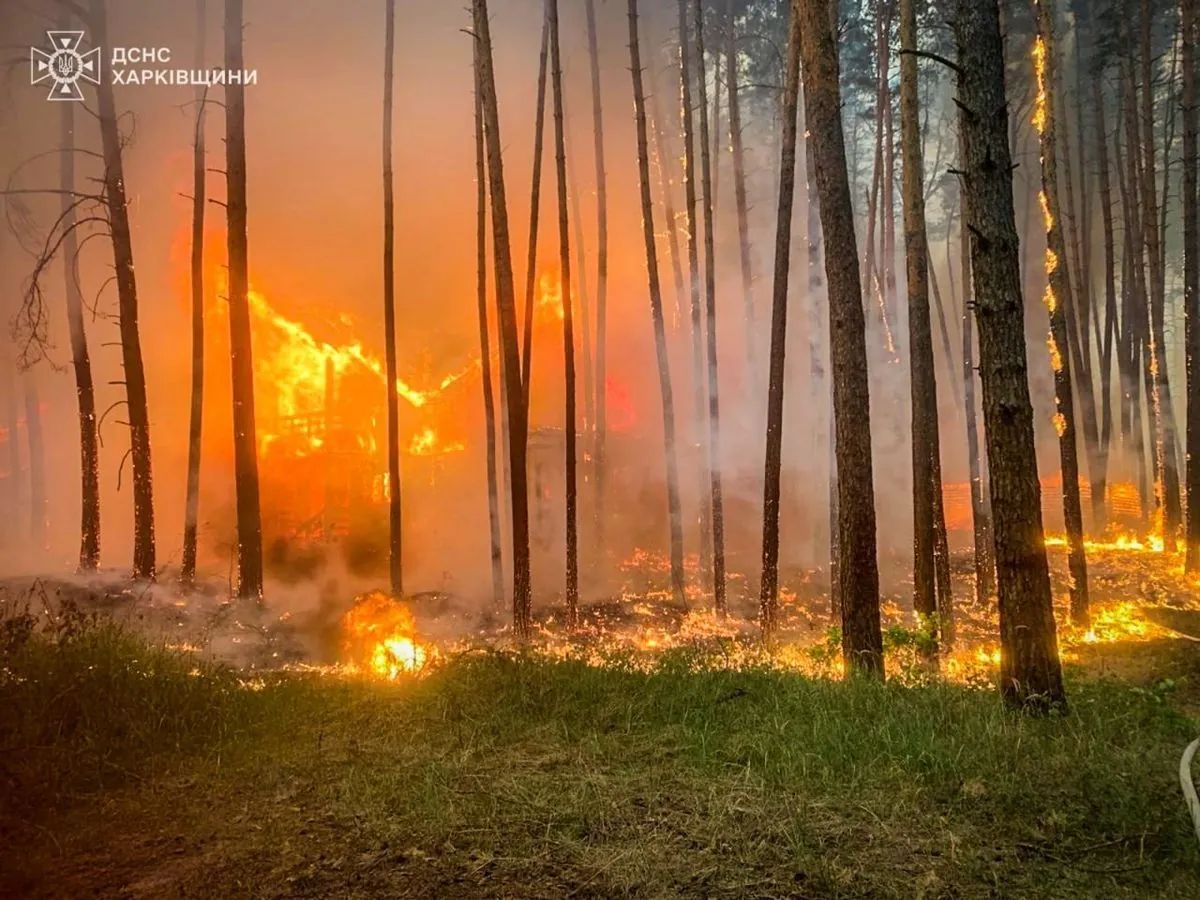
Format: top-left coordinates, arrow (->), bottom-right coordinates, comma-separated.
759,0 -> 802,642
799,0 -> 884,677
628,0 -> 686,608
59,25 -> 100,573
522,14 -> 550,398
585,0 -> 610,562
1185,0 -> 1200,569
472,46 -> 504,609
953,0 -> 1065,711
727,0 -> 757,406
476,0 -> 534,637
649,80 -> 687,327
547,0 -> 579,626
679,0 -> 713,588
1033,0 -> 1089,627
1092,71 -> 1118,540
182,0 -> 206,586
90,0 -> 155,580
382,0 -> 404,597
899,0 -> 948,649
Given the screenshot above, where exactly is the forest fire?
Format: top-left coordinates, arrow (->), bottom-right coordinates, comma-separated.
340,592 -> 433,679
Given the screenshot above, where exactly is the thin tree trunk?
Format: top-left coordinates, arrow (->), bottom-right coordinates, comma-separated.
628,0 -> 686,608
90,0 -> 155,580
693,0 -> 726,615
649,80 -> 687,327
382,0 -> 403,597
563,95 -> 595,447
547,0 -> 579,626
1185,0 -> 1200,569
679,0 -> 713,586
727,0 -> 756,398
799,0 -> 883,677
880,2 -> 899,356
473,45 -> 504,609
954,0 -> 1065,711
1093,72 -> 1118,537
522,12 -> 550,396
585,0 -> 610,562
182,0 -> 206,586
759,0 -> 801,642
474,0 -> 533,638
927,249 -> 963,414
1033,1 -> 1089,627
23,375 -> 45,549
900,0 -> 949,649
59,24 -> 100,572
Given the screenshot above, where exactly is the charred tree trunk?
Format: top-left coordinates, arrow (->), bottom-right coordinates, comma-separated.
899,0 -> 949,648
23,375 -> 46,549
693,0 -> 726,616
726,0 -> 756,401
547,0 -> 579,626
182,0 -> 206,586
628,0 -> 686,607
953,0 -> 1065,711
224,0 -> 263,601
1033,1 -> 1089,627
475,0 -> 533,636
60,49 -> 100,572
522,11 -> 549,396
91,0 -> 155,579
679,0 -> 713,587
585,0 -> 610,561
382,0 -> 404,597
799,0 -> 884,677
1185,0 -> 1200,570
759,0 -> 801,642
473,41 -> 504,609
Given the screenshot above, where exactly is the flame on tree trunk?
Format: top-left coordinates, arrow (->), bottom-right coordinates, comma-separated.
382,0 -> 403,597
473,40 -> 504,608
547,0 -> 579,626
1184,0 -> 1200,571
799,0 -> 883,677
693,0 -> 726,616
225,0 -> 264,602
90,0 -> 155,580
953,0 -> 1065,712
628,0 -> 686,608
1032,0 -> 1089,628
473,0 -> 533,638
585,0 -> 610,562
758,0 -> 801,644
899,0 -> 950,650
182,0 -> 206,586
58,21 -> 100,572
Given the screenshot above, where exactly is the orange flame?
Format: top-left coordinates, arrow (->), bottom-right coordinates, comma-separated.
341,592 -> 432,679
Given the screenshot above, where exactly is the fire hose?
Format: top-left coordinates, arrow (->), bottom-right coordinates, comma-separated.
1183,737 -> 1200,849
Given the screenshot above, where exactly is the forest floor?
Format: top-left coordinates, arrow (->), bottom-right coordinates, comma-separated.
2,547 -> 1200,898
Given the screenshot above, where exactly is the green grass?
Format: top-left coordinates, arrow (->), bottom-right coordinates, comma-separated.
2,620 -> 1199,899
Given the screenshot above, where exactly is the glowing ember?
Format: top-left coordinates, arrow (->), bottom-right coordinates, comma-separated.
341,592 -> 432,678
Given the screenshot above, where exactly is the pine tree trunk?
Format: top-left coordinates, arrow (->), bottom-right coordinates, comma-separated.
59,46 -> 100,573
799,0 -> 884,677
585,0 -> 610,562
90,0 -> 155,580
900,0 -> 947,649
953,0 -> 1065,711
23,375 -> 46,549
1184,0 -> 1200,570
959,194 -> 995,605
547,0 -> 579,626
692,0 -> 726,615
727,0 -> 756,402
181,0 -> 206,586
628,0 -> 686,608
224,0 -> 264,601
565,103 -> 595,449
521,13 -> 549,396
1033,0 -> 1089,627
679,0 -> 713,588
382,0 -> 404,597
759,0 -> 802,642
476,0 -> 534,637
880,3 -> 899,356
472,45 -> 505,609
1137,0 -> 1183,544
649,81 -> 688,326
1092,73 -> 1118,539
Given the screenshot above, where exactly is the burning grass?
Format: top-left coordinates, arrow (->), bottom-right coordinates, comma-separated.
2,612 -> 1199,898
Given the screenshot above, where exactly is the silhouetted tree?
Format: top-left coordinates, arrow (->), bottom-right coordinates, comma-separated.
382,0 -> 403,596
